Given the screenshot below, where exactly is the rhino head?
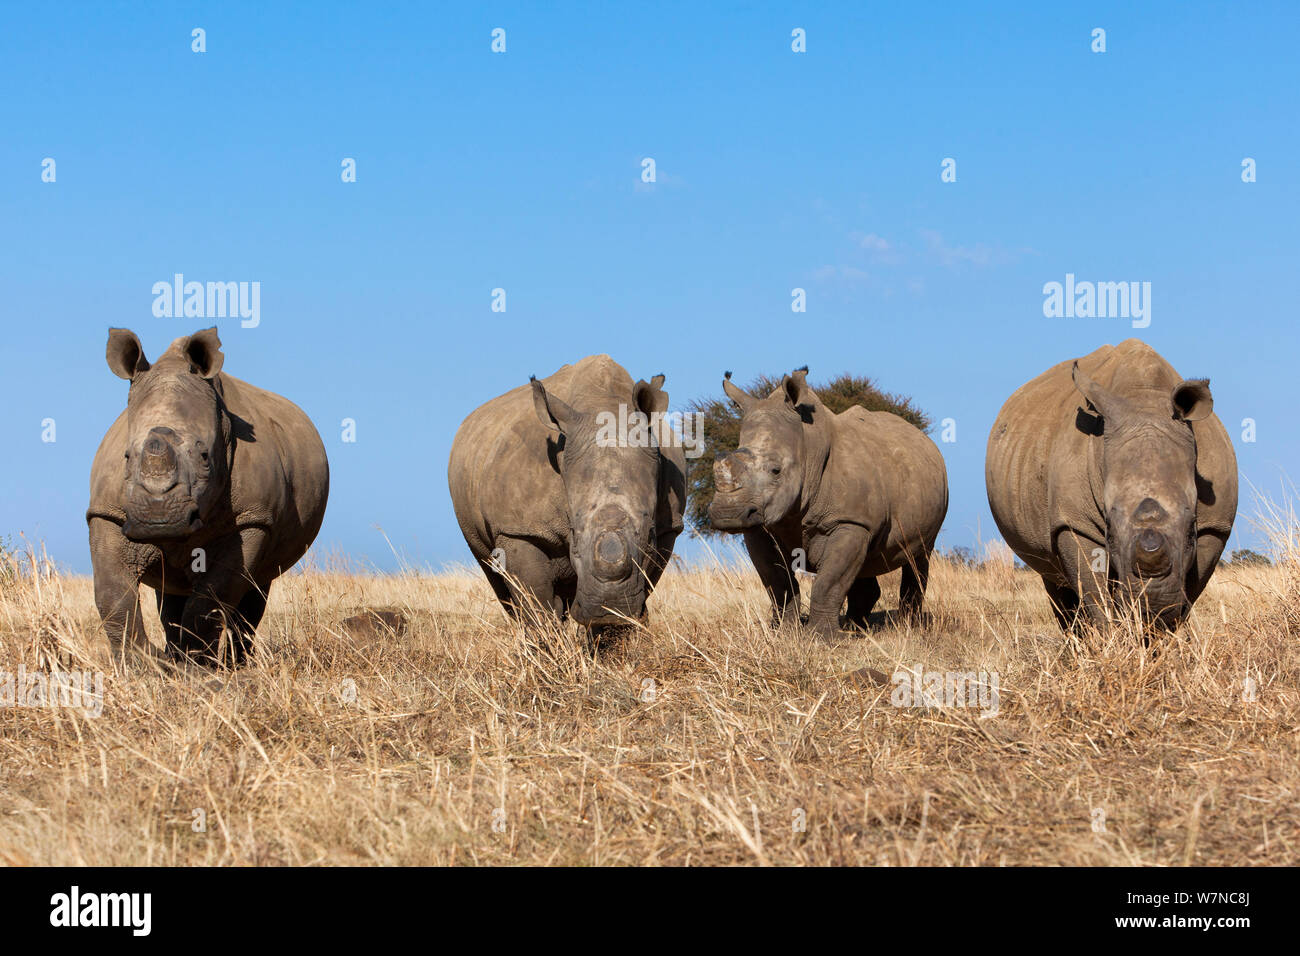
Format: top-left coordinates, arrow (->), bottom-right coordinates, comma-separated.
1072,362 -> 1213,627
530,373 -> 669,626
106,327 -> 230,542
709,368 -> 814,531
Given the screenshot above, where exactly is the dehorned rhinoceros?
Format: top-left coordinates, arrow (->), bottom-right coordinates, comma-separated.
708,368 -> 948,637
448,355 -> 685,633
985,339 -> 1237,630
87,328 -> 329,664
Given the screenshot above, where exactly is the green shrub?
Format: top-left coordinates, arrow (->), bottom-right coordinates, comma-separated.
1230,548 -> 1272,567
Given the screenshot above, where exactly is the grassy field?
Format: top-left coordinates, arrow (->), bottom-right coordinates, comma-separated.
1,537 -> 1297,866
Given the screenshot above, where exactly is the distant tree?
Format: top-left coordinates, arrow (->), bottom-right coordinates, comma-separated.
1230,548 -> 1272,567
685,371 -> 932,537
944,546 -> 977,568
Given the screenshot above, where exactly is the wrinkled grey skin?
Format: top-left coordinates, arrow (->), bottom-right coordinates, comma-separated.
448,355 -> 686,632
709,368 -> 948,637
986,340 -> 1237,631
87,328 -> 330,665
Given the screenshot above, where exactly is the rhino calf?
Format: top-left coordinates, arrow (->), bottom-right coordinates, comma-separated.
709,368 -> 948,637
985,340 -> 1237,631
448,355 -> 685,634
87,328 -> 329,664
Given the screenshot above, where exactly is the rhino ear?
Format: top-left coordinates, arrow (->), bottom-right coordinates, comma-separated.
783,366 -> 812,409
185,327 -> 224,379
634,375 -> 669,416
106,328 -> 150,381
1172,379 -> 1212,422
531,376 -> 579,434
722,371 -> 755,413
1072,361 -> 1130,423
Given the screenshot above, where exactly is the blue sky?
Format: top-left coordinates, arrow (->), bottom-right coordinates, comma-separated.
3,1 -> 1297,572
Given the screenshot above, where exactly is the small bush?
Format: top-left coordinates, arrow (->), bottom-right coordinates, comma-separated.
1231,548 -> 1272,567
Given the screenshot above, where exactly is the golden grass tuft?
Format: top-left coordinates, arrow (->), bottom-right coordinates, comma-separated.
0,530 -> 1297,866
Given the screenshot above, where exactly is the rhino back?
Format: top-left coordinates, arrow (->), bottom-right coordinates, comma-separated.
449,384 -> 565,557
987,351 -> 1099,571
88,410 -> 131,522
448,356 -> 632,558
219,374 -> 330,565
816,407 -> 948,567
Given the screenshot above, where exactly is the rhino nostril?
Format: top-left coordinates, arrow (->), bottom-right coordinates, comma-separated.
1138,529 -> 1165,553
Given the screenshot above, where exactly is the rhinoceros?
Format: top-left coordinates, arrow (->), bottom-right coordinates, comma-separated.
985,339 -> 1237,630
448,355 -> 685,632
708,368 -> 948,637
87,328 -> 329,664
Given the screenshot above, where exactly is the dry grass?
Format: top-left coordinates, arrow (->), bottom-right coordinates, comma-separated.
1,531 -> 1297,866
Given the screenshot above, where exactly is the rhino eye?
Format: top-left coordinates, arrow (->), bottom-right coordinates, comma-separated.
770,466 -> 781,476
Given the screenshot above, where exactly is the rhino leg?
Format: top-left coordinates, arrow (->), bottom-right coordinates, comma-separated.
645,530 -> 680,591
175,592 -> 229,663
480,561 -> 518,615
807,525 -> 871,639
1058,531 -> 1110,627
156,590 -> 188,651
553,577 -> 576,619
89,517 -> 151,662
492,535 -> 563,621
1041,579 -> 1081,630
229,585 -> 269,664
173,528 -> 270,665
171,585 -> 261,665
899,553 -> 930,623
742,528 -> 800,627
1186,529 -> 1229,605
161,587 -> 247,664
845,577 -> 881,631
224,532 -> 274,663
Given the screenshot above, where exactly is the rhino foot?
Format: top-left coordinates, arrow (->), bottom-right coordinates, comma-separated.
806,613 -> 845,643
